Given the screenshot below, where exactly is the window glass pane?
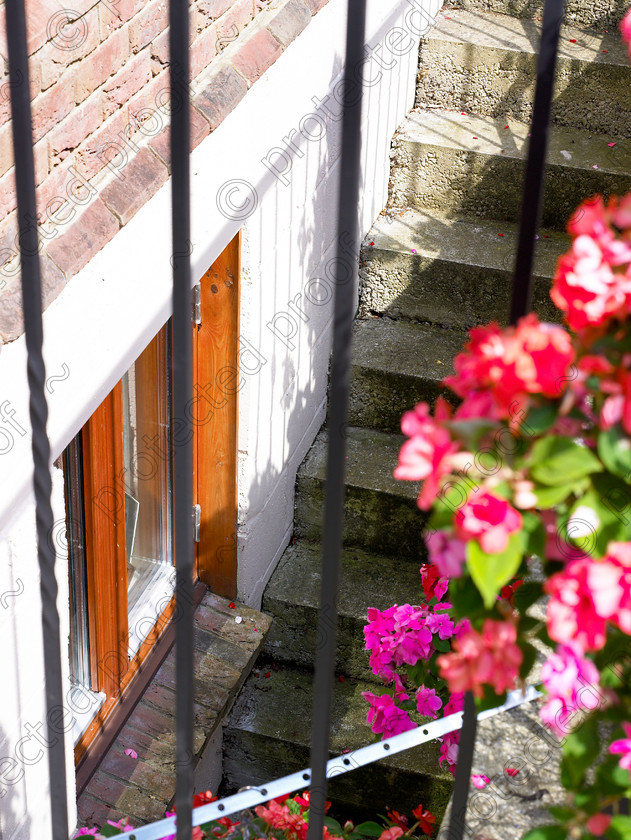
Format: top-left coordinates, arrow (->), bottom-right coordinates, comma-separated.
122,325 -> 174,655
63,437 -> 91,688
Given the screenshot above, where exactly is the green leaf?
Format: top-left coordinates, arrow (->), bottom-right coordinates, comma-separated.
444,575 -> 487,622
355,822 -> 384,837
325,818 -> 343,835
548,806 -> 574,822
567,475 -> 631,557
598,425 -> 631,483
531,483 -> 577,509
529,436 -> 603,486
406,662 -> 428,685
561,715 -> 599,789
467,532 -> 524,608
522,826 -> 568,840
433,636 -> 451,653
596,756 -> 631,791
605,815 -> 631,840
521,511 -> 546,558
518,640 -> 539,681
288,799 -> 301,815
526,403 -> 558,435
100,828 -> 124,838
514,581 -> 543,613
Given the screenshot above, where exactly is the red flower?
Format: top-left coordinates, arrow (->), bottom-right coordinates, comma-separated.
193,790 -> 218,809
412,805 -> 436,836
387,811 -> 409,829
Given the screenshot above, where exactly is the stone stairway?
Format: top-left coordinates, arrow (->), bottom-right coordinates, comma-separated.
223,0 -> 631,828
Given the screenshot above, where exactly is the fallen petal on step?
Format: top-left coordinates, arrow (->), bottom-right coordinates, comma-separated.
125,748 -> 138,760
593,164 -> 599,169
560,150 -> 572,160
235,616 -> 243,624
608,142 -> 617,147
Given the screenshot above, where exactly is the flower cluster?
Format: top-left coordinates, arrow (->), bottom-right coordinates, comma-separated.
364,16 -> 631,836
77,793 -> 437,840
436,620 -> 522,698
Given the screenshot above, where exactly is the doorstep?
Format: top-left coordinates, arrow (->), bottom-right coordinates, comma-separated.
76,591 -> 272,831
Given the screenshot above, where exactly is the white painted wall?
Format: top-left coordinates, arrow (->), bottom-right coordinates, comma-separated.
0,0 -> 442,836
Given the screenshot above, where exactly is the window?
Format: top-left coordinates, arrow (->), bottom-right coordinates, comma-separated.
63,235 -> 241,766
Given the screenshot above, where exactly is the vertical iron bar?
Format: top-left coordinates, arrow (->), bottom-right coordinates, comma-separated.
306,4 -> 366,840
445,693 -> 477,840
509,0 -> 565,324
4,2 -> 69,838
169,0 -> 193,835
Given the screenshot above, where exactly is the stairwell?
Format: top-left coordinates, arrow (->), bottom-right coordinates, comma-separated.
222,0 -> 631,828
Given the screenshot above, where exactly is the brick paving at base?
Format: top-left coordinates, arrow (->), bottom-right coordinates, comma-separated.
76,590 -> 272,832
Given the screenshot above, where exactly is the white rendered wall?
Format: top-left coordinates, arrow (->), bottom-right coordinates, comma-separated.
0,0 -> 441,836
0,469 -> 77,840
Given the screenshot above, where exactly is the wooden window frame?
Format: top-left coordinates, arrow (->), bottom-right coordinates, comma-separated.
71,234 -> 241,767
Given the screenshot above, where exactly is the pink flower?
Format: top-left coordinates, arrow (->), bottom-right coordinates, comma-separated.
437,620 -> 522,697
607,542 -> 631,632
439,732 -> 459,775
74,831 -> 103,838
106,818 -> 135,833
610,722 -> 631,770
427,531 -> 467,578
444,316 -> 574,419
379,828 -> 404,840
552,234 -> 631,330
362,692 -> 417,738
539,642 -> 602,736
586,814 -> 612,835
621,8 -> 631,58
454,491 -> 522,554
545,557 -> 619,650
416,686 -> 443,719
395,399 -> 460,509
471,775 -> 490,789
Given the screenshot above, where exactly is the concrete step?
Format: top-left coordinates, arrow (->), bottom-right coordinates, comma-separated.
349,318 -> 465,433
417,10 -> 631,138
294,425 -> 427,560
223,665 -> 454,821
262,540 -> 423,681
358,208 -> 567,327
442,0 -> 628,31
390,109 -> 631,231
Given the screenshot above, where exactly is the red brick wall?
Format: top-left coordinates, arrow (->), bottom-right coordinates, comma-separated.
0,0 -> 328,341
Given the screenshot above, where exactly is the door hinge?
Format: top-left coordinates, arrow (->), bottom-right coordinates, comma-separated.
193,284 -> 201,325
192,504 -> 201,543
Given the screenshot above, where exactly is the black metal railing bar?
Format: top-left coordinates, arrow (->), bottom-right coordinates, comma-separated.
450,1 -> 565,835
509,0 -> 566,324
5,2 -> 70,838
169,0 -> 195,835
306,4 -> 367,840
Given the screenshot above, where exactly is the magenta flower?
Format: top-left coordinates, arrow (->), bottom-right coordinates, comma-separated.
454,491 -> 522,555
539,642 -> 602,737
545,557 -> 617,651
362,692 -> 416,738
416,686 -> 442,719
471,775 -> 490,789
621,8 -> 631,58
74,830 -> 103,838
610,722 -> 631,770
427,531 -> 467,578
106,818 -> 135,833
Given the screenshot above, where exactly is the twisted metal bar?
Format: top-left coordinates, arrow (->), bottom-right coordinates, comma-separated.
169,0 -> 194,837
4,2 -> 69,837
